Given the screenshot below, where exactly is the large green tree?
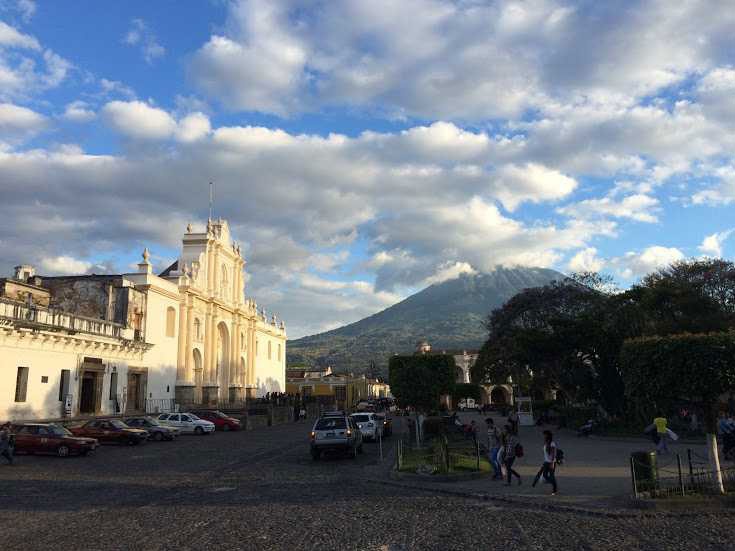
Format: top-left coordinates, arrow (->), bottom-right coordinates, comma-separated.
388,354 -> 455,413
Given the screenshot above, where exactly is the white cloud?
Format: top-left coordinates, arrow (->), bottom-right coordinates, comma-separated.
102,100 -> 177,140
558,193 -> 660,223
567,247 -> 605,273
175,112 -> 211,143
40,255 -> 92,275
422,262 -> 477,286
494,163 -> 577,211
123,18 -> 165,64
187,1 -> 735,119
615,246 -> 685,279
0,20 -> 38,49
699,229 -> 733,258
100,78 -> 136,99
0,102 -> 46,143
16,0 -> 36,22
62,100 -> 95,123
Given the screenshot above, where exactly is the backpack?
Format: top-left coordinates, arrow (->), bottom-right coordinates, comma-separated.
555,448 -> 564,465
514,443 -> 524,458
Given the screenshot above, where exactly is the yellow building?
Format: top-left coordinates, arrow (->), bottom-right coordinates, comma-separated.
286,368 -> 368,410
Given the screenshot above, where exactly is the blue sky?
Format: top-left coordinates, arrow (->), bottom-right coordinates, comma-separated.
2,0 -> 735,338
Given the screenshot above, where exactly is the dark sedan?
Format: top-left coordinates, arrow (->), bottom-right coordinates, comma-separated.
124,416 -> 179,441
70,419 -> 148,445
12,423 -> 97,457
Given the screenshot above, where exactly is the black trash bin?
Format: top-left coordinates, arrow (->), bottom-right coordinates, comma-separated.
631,450 -> 658,493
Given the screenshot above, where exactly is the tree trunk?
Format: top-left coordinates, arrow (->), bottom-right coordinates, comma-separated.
707,433 -> 725,495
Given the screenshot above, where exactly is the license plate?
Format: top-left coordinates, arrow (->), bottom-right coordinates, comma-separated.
326,432 -> 335,438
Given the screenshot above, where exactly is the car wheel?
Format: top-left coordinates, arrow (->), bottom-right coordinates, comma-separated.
311,449 -> 320,461
195,426 -> 204,435
57,445 -> 70,457
153,432 -> 164,442
222,424 -> 230,432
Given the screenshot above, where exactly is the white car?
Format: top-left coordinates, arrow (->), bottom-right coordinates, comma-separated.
157,412 -> 215,435
350,412 -> 383,441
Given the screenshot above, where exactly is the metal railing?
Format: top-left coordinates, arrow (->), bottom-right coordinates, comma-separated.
145,399 -> 179,414
631,448 -> 735,498
0,296 -> 127,339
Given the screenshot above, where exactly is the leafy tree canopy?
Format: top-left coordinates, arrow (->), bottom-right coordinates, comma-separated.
388,354 -> 455,413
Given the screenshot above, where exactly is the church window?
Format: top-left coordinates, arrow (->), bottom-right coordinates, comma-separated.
268,341 -> 272,360
278,343 -> 281,361
241,333 -> 245,350
165,307 -> 176,337
15,366 -> 29,402
256,340 -> 258,356
194,318 -> 202,341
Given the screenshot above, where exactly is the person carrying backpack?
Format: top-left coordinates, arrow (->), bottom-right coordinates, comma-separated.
532,430 -> 558,495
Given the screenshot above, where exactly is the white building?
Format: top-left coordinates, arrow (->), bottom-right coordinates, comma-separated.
0,219 -> 286,421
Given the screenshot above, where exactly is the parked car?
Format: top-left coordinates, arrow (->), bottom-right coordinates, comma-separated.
157,412 -> 215,435
374,413 -> 392,437
69,419 -> 148,445
310,414 -> 363,460
190,410 -> 242,431
350,412 -> 383,441
12,423 -> 97,457
124,416 -> 179,441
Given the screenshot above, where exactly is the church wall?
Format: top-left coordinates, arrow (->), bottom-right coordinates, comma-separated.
253,325 -> 286,397
0,335 -> 138,421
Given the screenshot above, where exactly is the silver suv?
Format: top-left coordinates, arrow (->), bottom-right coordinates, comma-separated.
310,414 -> 363,460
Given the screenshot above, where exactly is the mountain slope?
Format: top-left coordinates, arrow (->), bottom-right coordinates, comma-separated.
287,267 -> 563,375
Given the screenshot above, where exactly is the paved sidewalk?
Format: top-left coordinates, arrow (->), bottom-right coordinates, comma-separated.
390,412 -> 714,509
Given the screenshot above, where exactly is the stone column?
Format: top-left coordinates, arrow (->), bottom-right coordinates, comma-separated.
228,318 -> 242,403
246,322 -> 257,399
174,298 -> 195,405
201,308 -> 217,406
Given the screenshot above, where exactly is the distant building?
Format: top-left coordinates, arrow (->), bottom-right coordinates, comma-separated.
0,218 -> 286,421
417,341 -> 514,406
286,368 -> 370,410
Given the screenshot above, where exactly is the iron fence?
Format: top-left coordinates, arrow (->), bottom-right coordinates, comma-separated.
397,434 -> 483,474
631,448 -> 735,498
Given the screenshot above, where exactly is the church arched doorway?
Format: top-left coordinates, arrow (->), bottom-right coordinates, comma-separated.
491,386 -> 508,405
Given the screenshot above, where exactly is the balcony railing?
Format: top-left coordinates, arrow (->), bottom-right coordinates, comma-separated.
0,296 -> 128,340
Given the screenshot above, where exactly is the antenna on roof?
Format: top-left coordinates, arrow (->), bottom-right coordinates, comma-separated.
209,181 -> 214,220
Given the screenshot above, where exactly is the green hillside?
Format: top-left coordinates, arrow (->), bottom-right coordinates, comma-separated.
287,267 -> 562,375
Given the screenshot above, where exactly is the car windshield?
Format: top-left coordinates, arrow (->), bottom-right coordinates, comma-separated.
352,415 -> 370,423
143,417 -> 160,426
48,425 -> 72,436
315,418 -> 347,430
188,414 -> 200,420
109,420 -> 128,429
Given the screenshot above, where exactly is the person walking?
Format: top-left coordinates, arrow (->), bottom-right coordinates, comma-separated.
653,414 -> 669,454
508,409 -> 519,435
532,430 -> 558,495
486,418 -> 502,480
502,425 -> 521,486
0,422 -> 14,465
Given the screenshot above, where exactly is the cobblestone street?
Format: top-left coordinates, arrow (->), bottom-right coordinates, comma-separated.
1,417 -> 734,550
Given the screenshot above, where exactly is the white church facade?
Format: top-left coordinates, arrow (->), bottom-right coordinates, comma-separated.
0,219 -> 286,421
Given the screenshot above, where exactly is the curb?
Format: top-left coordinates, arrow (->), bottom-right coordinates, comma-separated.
367,478 -> 735,519
388,470 -> 490,483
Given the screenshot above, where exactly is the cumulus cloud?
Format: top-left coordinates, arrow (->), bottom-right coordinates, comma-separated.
567,247 -> 605,273
614,246 -> 685,279
0,102 -> 46,144
175,112 -> 211,143
40,255 -> 92,275
102,100 -> 177,140
699,229 -> 733,258
188,0 -> 735,119
61,100 -> 95,123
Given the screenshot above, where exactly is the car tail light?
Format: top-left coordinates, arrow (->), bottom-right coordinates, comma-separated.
310,431 -> 315,439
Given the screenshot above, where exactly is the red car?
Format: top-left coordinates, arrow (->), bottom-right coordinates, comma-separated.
70,419 -> 148,445
12,423 -> 97,457
191,410 -> 242,431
